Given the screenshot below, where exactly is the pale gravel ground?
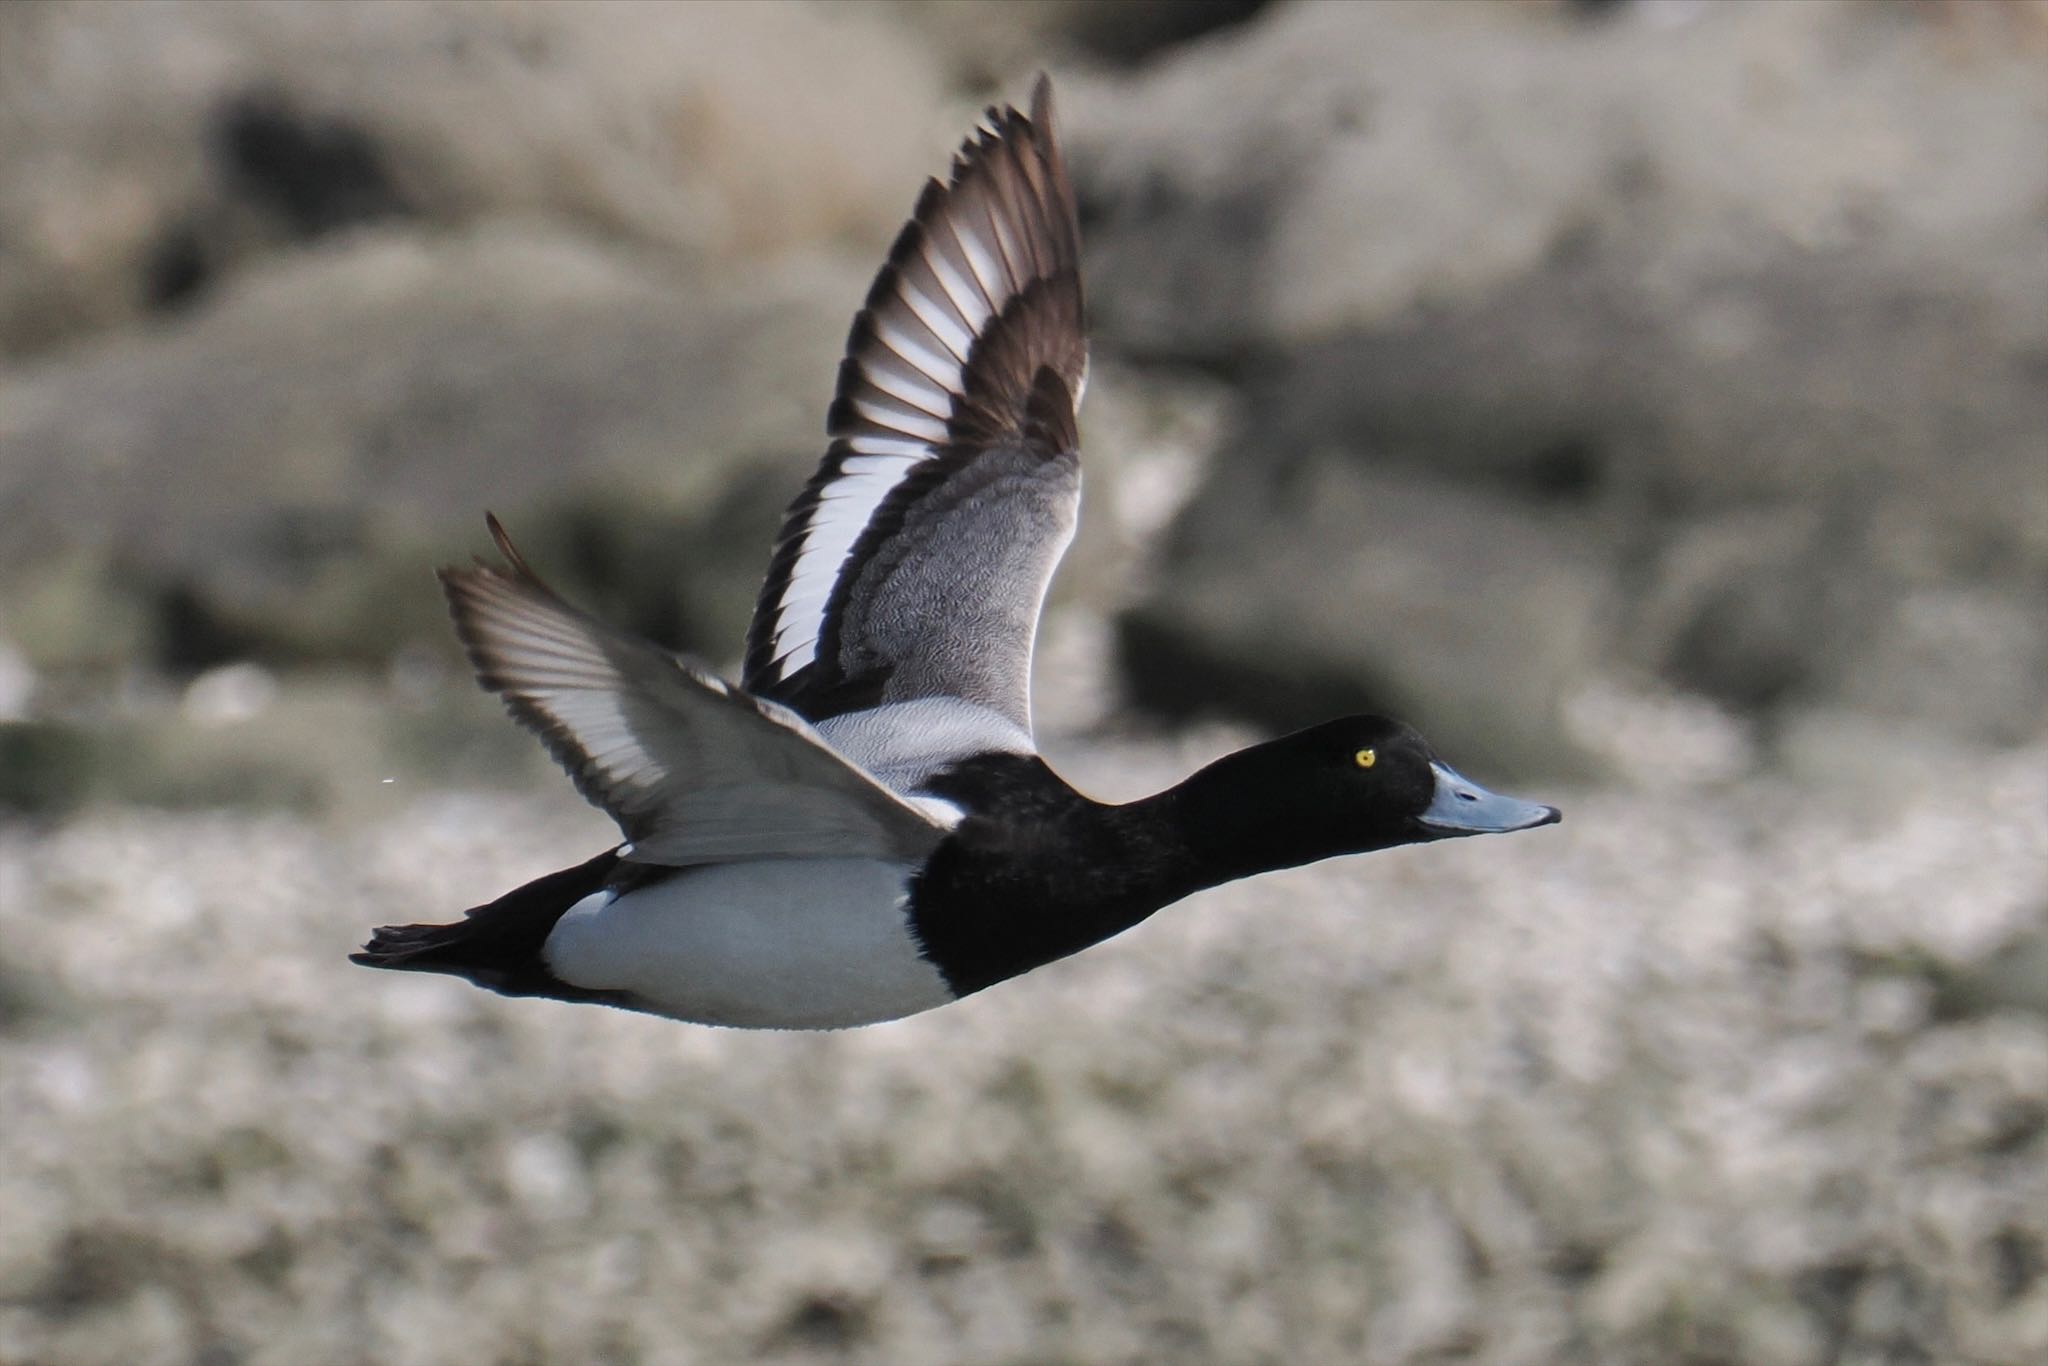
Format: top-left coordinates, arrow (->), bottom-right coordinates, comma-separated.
1,724 -> 2045,1366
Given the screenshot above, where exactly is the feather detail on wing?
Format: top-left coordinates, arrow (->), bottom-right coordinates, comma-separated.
443,515 -> 948,867
745,74 -> 1085,730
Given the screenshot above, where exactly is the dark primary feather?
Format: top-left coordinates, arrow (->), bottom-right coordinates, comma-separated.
745,73 -> 1087,735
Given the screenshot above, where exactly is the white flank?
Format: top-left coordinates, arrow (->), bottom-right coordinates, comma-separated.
543,861 -> 954,1029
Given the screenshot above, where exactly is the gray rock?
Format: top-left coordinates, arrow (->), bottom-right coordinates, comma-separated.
0,721 -> 96,816
1829,586 -> 2048,748
1122,464 -> 1611,780
0,219 -> 1186,685
1933,918 -> 2048,1021
1092,0 -> 2048,759
0,225 -> 866,673
1625,507 -> 1877,714
0,0 -> 949,358
1076,0 -> 2048,356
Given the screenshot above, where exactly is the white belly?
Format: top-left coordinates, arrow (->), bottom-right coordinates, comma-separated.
540,858 -> 955,1029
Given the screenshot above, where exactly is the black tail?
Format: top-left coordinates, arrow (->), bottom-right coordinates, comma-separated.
351,847 -> 633,1004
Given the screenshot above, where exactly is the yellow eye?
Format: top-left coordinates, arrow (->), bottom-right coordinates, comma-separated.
1354,748 -> 1377,769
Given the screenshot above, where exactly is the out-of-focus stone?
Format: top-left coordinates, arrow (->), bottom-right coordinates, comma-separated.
897,0 -> 1277,83
1076,0 -> 2048,356
68,675 -> 540,814
1934,920 -> 2048,1021
0,0 -> 949,358
0,722 -> 96,815
1121,464 -> 1610,780
1830,587 -> 2048,748
1092,0 -> 2048,758
0,225 -> 869,672
1625,508 -> 1876,714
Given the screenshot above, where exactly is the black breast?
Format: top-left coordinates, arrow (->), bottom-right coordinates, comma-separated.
907,754 -> 1191,997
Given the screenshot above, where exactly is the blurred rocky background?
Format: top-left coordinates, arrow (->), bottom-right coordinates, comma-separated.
2,1 -> 2045,1363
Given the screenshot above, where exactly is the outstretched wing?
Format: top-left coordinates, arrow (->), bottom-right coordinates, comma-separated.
743,75 -> 1086,739
444,516 -> 949,867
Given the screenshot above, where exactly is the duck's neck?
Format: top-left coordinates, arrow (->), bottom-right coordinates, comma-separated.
1109,753 -> 1355,897
912,750 -> 1370,998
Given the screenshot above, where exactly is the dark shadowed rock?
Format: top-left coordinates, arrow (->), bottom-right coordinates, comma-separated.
209,90 -> 415,241
1932,914 -> 2048,1021
895,0 -> 1275,87
0,721 -> 96,815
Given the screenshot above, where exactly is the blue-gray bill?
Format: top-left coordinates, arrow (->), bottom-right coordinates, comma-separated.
1418,762 -> 1562,836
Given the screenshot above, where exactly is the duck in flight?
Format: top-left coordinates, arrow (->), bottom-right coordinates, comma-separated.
351,77 -> 1561,1029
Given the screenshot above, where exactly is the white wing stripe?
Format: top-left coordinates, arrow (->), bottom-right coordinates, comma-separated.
769,631 -> 818,664
768,455 -> 928,661
776,582 -> 835,620
845,434 -> 935,459
896,250 -> 979,335
946,212 -> 1013,303
773,589 -> 833,639
861,357 -> 951,414
896,286 -> 976,362
852,396 -> 949,444
871,324 -> 958,386
922,244 -> 996,333
777,595 -> 828,627
837,453 -> 921,477
874,299 -> 965,370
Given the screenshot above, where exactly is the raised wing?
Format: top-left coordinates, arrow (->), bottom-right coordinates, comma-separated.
444,516 -> 948,867
743,74 -> 1086,739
